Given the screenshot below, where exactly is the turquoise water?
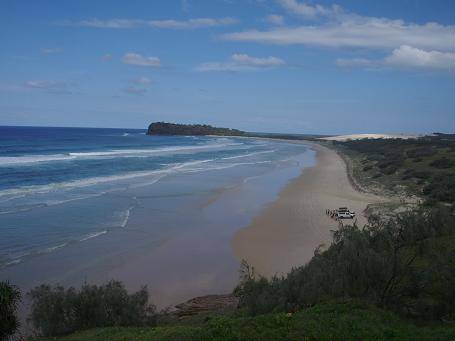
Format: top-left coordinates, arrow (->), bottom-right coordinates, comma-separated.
0,126 -> 313,270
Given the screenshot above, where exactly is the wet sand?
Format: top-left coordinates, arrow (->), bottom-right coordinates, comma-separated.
232,142 -> 388,277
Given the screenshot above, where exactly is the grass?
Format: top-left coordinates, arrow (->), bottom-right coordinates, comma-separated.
35,300 -> 455,340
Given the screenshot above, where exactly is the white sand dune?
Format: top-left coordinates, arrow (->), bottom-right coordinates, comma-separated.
320,133 -> 423,141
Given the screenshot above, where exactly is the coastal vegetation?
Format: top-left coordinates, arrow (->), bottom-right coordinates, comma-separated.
28,281 -> 156,337
0,281 -> 21,340
34,300 -> 455,340
234,206 -> 455,321
333,134 -> 455,206
147,122 -> 245,136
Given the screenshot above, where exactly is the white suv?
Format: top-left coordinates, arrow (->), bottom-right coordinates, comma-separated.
336,208 -> 356,219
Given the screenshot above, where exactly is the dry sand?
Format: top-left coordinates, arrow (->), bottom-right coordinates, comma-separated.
320,133 -> 422,141
232,142 -> 388,277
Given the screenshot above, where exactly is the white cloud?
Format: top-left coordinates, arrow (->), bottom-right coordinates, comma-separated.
133,76 -> 152,85
384,45 -> 455,71
59,17 -> 237,29
122,53 -> 161,67
231,54 -> 285,66
124,86 -> 147,95
148,17 -> 237,29
279,0 -> 341,19
223,19 -> 455,52
196,53 -> 285,72
41,48 -> 63,54
23,80 -> 73,93
68,19 -> 144,28
264,14 -> 284,26
337,46 -> 455,72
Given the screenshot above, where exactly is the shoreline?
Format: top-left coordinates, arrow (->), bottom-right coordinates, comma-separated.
1,140 -> 315,331
231,141 -> 389,278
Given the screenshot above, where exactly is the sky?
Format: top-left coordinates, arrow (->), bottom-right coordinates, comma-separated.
0,0 -> 454,135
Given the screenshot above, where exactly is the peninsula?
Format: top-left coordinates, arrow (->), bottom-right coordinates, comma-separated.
147,122 -> 245,136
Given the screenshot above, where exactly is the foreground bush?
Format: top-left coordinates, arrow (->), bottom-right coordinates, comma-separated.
0,281 -> 21,340
34,300 -> 455,341
28,280 -> 156,337
235,207 -> 455,321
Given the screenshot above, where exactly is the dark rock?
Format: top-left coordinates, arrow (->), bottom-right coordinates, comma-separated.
171,294 -> 239,318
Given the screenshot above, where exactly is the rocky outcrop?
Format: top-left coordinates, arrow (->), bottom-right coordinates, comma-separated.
170,294 -> 239,318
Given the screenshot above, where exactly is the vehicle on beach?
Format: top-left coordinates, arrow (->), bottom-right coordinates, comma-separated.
336,207 -> 356,219
326,207 -> 356,219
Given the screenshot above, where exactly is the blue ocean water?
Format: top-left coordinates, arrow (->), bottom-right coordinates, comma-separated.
0,126 -> 311,270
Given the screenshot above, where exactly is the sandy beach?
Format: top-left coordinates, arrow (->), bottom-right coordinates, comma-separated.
232,141 -> 388,277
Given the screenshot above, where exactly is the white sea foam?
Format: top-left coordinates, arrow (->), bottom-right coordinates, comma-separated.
0,159 -> 216,198
0,141 -> 244,167
67,143 -> 243,157
4,258 -> 22,267
79,230 -> 108,242
45,243 -> 68,253
0,154 -> 274,201
172,159 -> 215,169
120,207 -> 134,228
183,160 -> 272,173
221,150 -> 275,160
0,154 -> 76,165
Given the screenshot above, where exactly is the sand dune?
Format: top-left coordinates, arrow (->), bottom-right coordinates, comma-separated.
231,142 -> 388,278
320,133 -> 422,141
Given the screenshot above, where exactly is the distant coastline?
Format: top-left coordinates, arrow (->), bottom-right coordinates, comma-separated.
147,122 -> 245,136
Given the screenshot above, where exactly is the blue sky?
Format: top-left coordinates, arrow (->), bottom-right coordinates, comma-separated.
1,0 -> 454,134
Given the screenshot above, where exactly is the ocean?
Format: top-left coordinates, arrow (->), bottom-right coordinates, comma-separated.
0,126 -> 314,306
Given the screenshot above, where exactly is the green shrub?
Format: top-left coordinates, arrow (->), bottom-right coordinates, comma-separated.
0,281 -> 21,340
28,280 -> 156,337
235,207 -> 455,321
430,157 -> 453,169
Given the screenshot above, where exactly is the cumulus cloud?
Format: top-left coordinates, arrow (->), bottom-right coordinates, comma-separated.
122,53 -> 160,67
41,48 -> 63,54
196,53 -> 285,72
58,17 -> 237,29
264,14 -> 284,26
384,45 -> 455,71
337,46 -> 455,72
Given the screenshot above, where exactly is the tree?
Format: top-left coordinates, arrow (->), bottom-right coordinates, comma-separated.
28,280 -> 156,337
0,281 -> 21,340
